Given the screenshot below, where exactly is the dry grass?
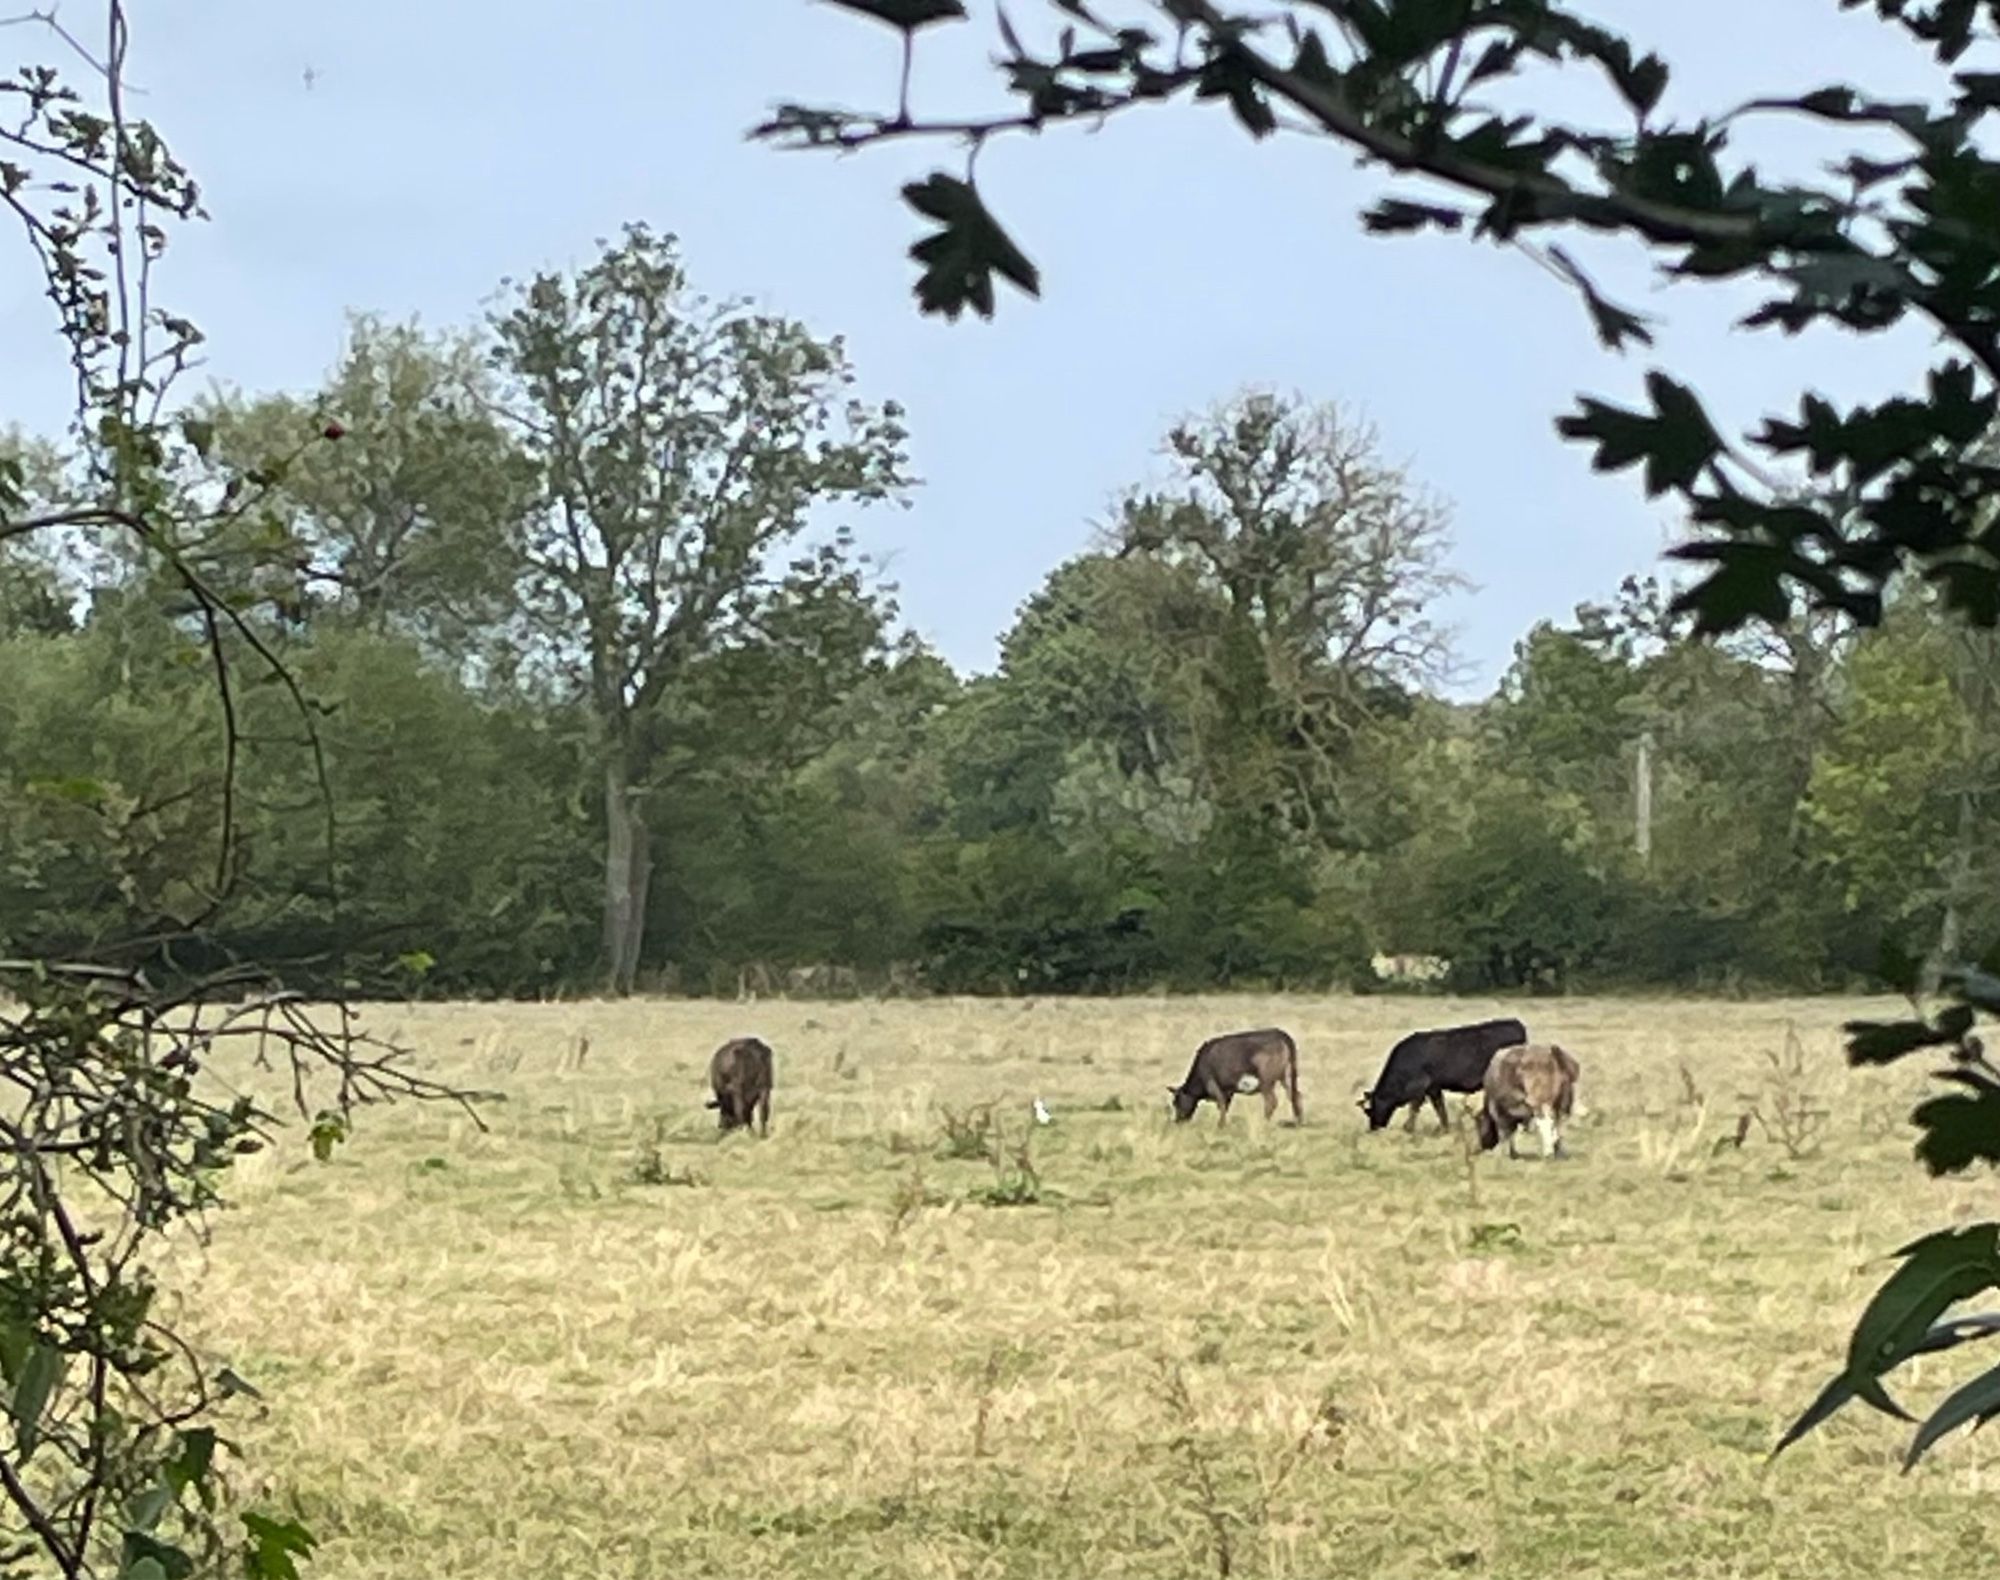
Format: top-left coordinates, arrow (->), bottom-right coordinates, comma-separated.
163,994 -> 2000,1578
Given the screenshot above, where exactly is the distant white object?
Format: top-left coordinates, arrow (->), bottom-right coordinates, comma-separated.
1370,952 -> 1451,985
1032,1097 -> 1053,1125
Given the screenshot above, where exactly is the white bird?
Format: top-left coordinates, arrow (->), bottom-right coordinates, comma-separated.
1032,1096 -> 1053,1126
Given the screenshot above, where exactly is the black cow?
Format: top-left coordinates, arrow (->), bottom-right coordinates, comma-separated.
1358,1018 -> 1528,1132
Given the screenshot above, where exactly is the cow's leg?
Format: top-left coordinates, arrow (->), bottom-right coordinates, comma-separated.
1428,1089 -> 1450,1132
1505,1120 -> 1521,1160
1215,1089 -> 1232,1127
757,1091 -> 771,1138
1262,1083 -> 1278,1121
1402,1094 -> 1424,1132
1532,1112 -> 1559,1159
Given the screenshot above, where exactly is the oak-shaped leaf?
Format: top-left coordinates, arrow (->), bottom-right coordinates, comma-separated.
1664,540 -> 1793,636
1555,371 -> 1721,497
901,173 -> 1041,320
1911,1087 -> 2000,1175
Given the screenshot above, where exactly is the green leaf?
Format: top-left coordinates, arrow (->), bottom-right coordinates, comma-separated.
901,173 -> 1041,320
122,1562 -> 168,1580
1904,1355 -> 2000,1468
11,1342 -> 62,1460
0,1318 -> 28,1388
308,1111 -> 349,1163
127,1483 -> 173,1533
1847,1225 -> 2000,1383
1772,1312 -> 2000,1458
164,1426 -> 216,1499
119,1534 -> 192,1580
242,1512 -> 317,1580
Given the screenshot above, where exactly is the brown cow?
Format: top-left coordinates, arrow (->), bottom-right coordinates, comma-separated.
1169,1028 -> 1303,1126
1475,1042 -> 1579,1159
706,1036 -> 774,1136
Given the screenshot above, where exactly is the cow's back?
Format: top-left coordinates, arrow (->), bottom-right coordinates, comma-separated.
711,1036 -> 773,1092
1485,1043 -> 1571,1111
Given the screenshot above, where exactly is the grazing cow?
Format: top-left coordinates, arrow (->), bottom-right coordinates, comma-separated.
1169,1028 -> 1303,1127
705,1036 -> 774,1135
1358,1018 -> 1528,1132
1476,1042 -> 1580,1159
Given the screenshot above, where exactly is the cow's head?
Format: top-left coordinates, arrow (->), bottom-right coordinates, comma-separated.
1168,1084 -> 1201,1123
1357,1089 -> 1394,1131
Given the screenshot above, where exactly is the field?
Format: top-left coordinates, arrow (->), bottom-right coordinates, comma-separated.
171,995 -> 2000,1578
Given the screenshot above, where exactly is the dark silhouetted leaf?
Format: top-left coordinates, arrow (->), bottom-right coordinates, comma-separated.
1845,1017 -> 1953,1065
1664,541 -> 1793,635
1361,198 -> 1468,234
1905,1355 -> 2000,1468
1911,1088 -> 2000,1174
1556,372 -> 1721,497
1847,1225 -> 2000,1383
901,173 -> 1041,320
1773,1311 -> 2000,1457
820,0 -> 968,30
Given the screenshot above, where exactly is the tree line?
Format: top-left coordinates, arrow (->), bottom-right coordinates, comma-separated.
2,226 -> 1993,1001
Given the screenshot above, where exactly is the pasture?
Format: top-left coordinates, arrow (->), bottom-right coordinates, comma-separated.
176,995 -> 1999,1578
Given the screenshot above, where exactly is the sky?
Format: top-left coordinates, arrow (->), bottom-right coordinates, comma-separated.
0,1 -> 1955,695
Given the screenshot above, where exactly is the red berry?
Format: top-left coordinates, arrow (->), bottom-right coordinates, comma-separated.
322,420 -> 347,441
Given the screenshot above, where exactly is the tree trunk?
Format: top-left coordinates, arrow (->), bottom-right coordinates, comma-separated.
1936,780 -> 1974,980
602,756 -> 654,997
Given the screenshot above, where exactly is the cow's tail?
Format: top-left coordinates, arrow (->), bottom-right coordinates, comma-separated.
1285,1031 -> 1304,1124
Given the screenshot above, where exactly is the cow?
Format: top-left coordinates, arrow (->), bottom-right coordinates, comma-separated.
1476,1042 -> 1580,1159
1169,1028 -> 1303,1127
705,1036 -> 774,1135
1357,1018 -> 1528,1133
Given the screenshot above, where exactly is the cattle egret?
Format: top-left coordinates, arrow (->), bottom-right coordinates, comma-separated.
1032,1097 -> 1052,1125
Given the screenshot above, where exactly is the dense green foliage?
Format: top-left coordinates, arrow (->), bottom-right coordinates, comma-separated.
9,362 -> 1995,1000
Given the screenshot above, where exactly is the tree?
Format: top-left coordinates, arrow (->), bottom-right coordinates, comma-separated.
2,8 -> 482,1574
1114,390 -> 1461,841
197,315 -> 536,657
770,0 -> 2000,1467
485,224 -> 912,994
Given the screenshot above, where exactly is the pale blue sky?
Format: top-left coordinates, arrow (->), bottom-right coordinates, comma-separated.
1,2 -> 1950,693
